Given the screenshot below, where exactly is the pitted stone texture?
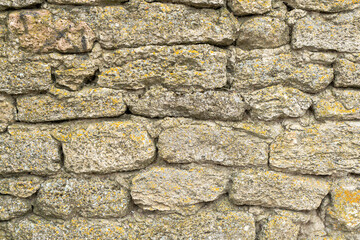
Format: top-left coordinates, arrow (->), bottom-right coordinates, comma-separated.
55,68 -> 97,91
0,176 -> 43,198
35,178 -> 131,219
131,165 -> 228,212
0,196 -> 31,221
313,88 -> 360,120
244,85 -> 312,121
229,169 -> 330,210
237,17 -> 289,49
259,215 -> 300,240
228,0 -> 271,16
292,9 -> 360,52
0,59 -> 52,95
146,0 -> 224,7
0,95 -> 15,132
48,0 -> 127,5
99,45 -> 227,91
270,122 -> 360,176
334,59 -> 360,88
126,86 -> 246,121
230,47 -> 333,93
0,127 -> 61,175
327,177 -> 360,232
0,0 -> 43,10
17,87 -> 126,122
284,0 -> 360,12
52,120 -> 155,173
158,124 -> 268,167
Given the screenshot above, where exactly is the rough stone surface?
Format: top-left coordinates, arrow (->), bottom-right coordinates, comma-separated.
52,120 -> 156,173
0,95 -> 15,132
146,0 -> 224,7
17,87 -> 126,122
126,86 -> 246,120
99,44 -> 228,91
54,67 -> 97,91
48,0 -> 127,5
334,59 -> 360,88
284,0 -> 360,12
0,176 -> 43,198
229,169 -> 330,210
158,124 -> 269,167
0,196 -> 31,221
35,178 -> 131,219
259,215 -> 300,240
228,0 -> 271,16
0,0 -> 43,10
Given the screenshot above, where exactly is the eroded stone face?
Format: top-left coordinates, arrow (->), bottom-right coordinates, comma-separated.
228,0 -> 271,16
54,68 -> 97,91
0,0 -> 43,10
283,0 -> 360,12
158,124 -> 269,167
0,176 -> 43,198
229,169 -> 330,210
0,95 -> 15,132
35,178 -> 131,219
259,215 -> 300,240
334,59 -> 360,88
0,196 -> 31,221
48,0 -> 126,5
146,0 -> 224,7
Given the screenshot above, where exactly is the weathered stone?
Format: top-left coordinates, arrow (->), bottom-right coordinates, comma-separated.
327,177 -> 360,232
0,59 -> 52,94
237,17 -> 290,49
334,59 -> 360,88
244,85 -> 312,121
230,47 -> 333,93
0,127 -> 61,175
228,0 -> 271,16
270,122 -> 360,176
229,169 -> 330,210
283,0 -> 360,12
8,10 -> 95,53
313,88 -> 360,120
146,0 -> 224,7
52,120 -> 156,173
0,176 -> 43,198
292,9 -> 360,52
35,178 -> 131,219
0,0 -> 43,10
259,215 -> 300,240
55,68 -> 97,91
158,124 -> 268,167
17,87 -> 126,122
99,44 -> 228,91
126,86 -> 246,120
0,95 -> 15,132
0,196 -> 31,221
48,0 -> 127,5
131,165 -> 228,212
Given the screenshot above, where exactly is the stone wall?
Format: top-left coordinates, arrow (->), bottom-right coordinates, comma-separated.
0,0 -> 359,239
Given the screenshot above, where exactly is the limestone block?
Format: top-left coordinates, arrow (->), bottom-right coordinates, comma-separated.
0,196 -> 31,221
54,68 -> 97,91
0,0 -> 43,10
283,0 -> 360,12
0,176 -> 43,198
259,215 -> 300,240
334,59 -> 360,88
228,0 -> 271,16
0,95 -> 15,132
48,0 -> 126,5
145,0 -> 224,7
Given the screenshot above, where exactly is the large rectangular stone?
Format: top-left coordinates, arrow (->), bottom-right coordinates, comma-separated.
284,0 -> 360,12
0,196 -> 31,221
334,59 -> 360,88
0,0 -> 43,10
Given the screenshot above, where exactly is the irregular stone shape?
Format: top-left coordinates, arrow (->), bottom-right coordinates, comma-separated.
229,169 -> 330,210
126,86 -> 246,121
52,120 -> 155,173
48,0 -> 126,5
259,215 -> 300,240
131,165 -> 228,212
283,0 -> 360,12
35,178 -> 131,219
313,88 -> 360,120
292,9 -> 360,52
0,0 -> 43,10
327,177 -> 360,232
0,59 -> 52,94
0,176 -> 43,198
99,44 -> 227,91
270,122 -> 360,176
55,68 -> 97,91
0,95 -> 15,132
8,10 -> 95,53
230,48 -> 333,93
146,0 -> 224,7
334,59 -> 360,88
0,127 -> 61,175
228,0 -> 271,16
237,17 -> 290,49
244,85 -> 312,121
158,124 -> 268,167
0,196 -> 31,221
17,87 -> 126,122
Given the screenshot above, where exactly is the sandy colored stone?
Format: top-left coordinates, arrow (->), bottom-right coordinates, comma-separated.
131,165 -> 229,212
8,10 -> 95,53
313,88 -> 360,120
0,176 -> 43,198
126,86 -> 246,120
270,121 -> 360,176
17,87 -> 126,122
228,0 -> 271,16
0,196 -> 31,221
244,85 -> 312,121
158,124 -> 268,167
292,9 -> 360,52
52,120 -> 156,173
259,215 -> 300,240
334,59 -> 360,88
146,0 -> 224,7
237,17 -> 289,49
35,178 -> 131,219
55,68 -> 97,91
99,44 -> 227,91
0,59 -> 52,95
48,0 -> 126,5
0,95 -> 15,132
283,0 -> 360,12
0,0 -> 43,10
229,169 -> 330,210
